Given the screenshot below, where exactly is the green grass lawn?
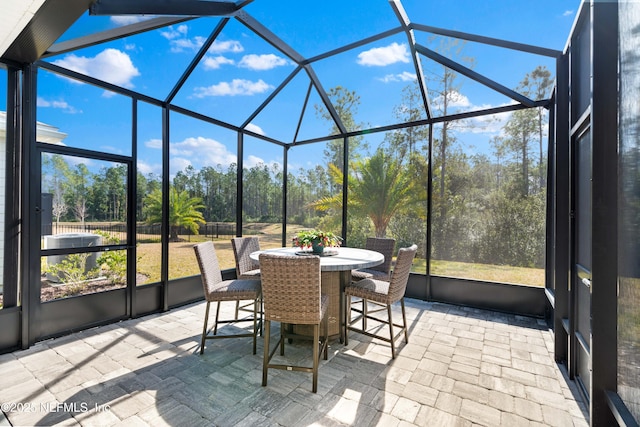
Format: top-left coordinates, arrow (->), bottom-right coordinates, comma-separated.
15,223 -> 543,308
428,259 -> 544,287
137,236 -> 544,287
37,222 -> 546,288
136,223 -> 298,284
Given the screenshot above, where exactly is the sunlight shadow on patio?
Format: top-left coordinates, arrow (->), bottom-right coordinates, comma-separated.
0,299 -> 588,426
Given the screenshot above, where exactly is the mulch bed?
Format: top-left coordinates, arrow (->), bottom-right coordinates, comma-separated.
39,277 -> 127,302
0,274 -> 148,306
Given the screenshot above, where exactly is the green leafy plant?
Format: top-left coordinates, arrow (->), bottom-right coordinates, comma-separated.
292,229 -> 342,249
94,230 -> 130,285
44,253 -> 96,296
96,249 -> 127,285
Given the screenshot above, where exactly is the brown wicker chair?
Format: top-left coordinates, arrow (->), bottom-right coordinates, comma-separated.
344,244 -> 417,359
193,241 -> 262,355
231,237 -> 261,279
231,237 -> 261,320
259,253 -> 329,393
351,237 -> 396,282
351,237 -> 396,331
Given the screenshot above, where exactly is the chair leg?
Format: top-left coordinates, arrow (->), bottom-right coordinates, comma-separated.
312,324 -> 319,393
262,320 -> 271,387
323,311 -> 329,360
401,298 -> 409,343
280,323 -> 286,356
200,301 -> 210,355
259,297 -> 264,337
213,301 -> 222,335
235,300 -> 240,319
363,299 -> 368,330
362,298 -> 369,332
344,295 -> 351,346
252,298 -> 258,355
387,304 -> 396,359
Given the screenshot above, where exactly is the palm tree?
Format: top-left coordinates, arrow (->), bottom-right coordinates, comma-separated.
312,149 -> 420,238
144,187 -> 206,241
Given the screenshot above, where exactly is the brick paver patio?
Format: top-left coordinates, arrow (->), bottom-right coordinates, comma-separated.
0,299 -> 588,426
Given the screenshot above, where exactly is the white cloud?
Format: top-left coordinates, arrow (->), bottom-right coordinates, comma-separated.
171,157 -> 193,174
244,156 -> 282,172
378,71 -> 417,83
245,155 -> 265,169
465,105 -> 546,139
145,138 -> 162,149
66,156 -> 93,168
201,52 -> 289,71
99,145 -> 125,155
159,25 -> 209,53
52,49 -> 140,88
37,97 -> 81,114
563,10 -> 574,17
245,123 -> 265,135
193,79 -> 273,97
169,35 -> 207,53
208,39 -> 244,53
173,24 -> 189,36
159,27 -> 243,55
357,42 -> 410,66
136,160 -> 158,176
101,90 -> 118,99
449,102 -> 531,136
203,55 -> 235,70
467,111 -> 510,134
169,136 -> 237,168
431,90 -> 471,110
160,25 -> 188,40
448,91 -> 471,108
111,16 -> 155,26
238,54 -> 289,70
143,136 -> 240,176
429,96 -> 516,136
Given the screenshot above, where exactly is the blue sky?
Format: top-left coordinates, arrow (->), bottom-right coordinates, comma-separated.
2,0 -> 580,178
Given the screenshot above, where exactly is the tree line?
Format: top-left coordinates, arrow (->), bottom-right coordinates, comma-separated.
41,54 -> 552,270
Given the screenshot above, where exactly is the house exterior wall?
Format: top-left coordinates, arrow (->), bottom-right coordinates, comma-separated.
0,110 -> 67,298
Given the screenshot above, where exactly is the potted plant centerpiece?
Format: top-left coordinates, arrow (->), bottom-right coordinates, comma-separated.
293,229 -> 342,254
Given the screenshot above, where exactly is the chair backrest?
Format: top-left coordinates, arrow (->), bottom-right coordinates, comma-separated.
365,237 -> 396,273
193,241 -> 223,298
387,244 -> 418,303
231,237 -> 261,276
259,253 -> 322,325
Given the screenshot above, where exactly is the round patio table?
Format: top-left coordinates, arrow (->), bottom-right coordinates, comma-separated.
250,247 -> 384,341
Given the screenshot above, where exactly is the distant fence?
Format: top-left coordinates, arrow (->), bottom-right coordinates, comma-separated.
48,222 -> 236,242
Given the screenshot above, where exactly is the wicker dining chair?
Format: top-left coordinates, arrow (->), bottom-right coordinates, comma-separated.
344,244 -> 417,359
351,237 -> 396,331
351,237 -> 396,282
231,237 -> 262,320
231,237 -> 261,280
259,253 -> 329,393
193,241 -> 262,355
